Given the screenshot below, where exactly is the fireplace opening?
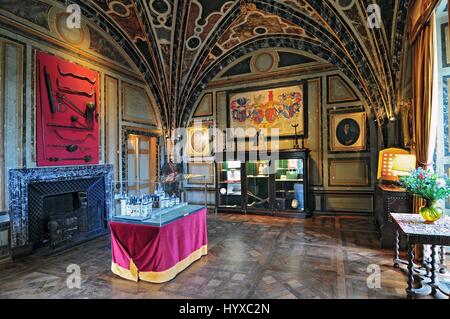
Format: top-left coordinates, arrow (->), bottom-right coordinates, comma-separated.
42,192 -> 87,248
43,192 -> 82,215
28,177 -> 107,251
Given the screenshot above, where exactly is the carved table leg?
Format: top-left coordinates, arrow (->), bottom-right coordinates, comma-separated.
394,230 -> 400,268
407,243 -> 415,299
430,245 -> 437,292
439,246 -> 447,274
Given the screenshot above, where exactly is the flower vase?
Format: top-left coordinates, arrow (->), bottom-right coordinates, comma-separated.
419,199 -> 444,223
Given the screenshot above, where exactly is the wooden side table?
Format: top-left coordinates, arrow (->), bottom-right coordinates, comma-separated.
390,213 -> 450,299
375,184 -> 412,248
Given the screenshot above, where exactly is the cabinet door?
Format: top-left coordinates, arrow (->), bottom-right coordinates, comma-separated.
217,161 -> 242,209
246,160 -> 271,209
274,158 -> 305,211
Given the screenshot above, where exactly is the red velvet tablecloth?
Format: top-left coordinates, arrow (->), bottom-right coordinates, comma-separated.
110,207 -> 208,283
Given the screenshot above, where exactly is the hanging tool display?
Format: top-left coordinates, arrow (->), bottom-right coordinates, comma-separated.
48,155 -> 93,163
57,78 -> 94,97
58,64 -> 96,84
47,123 -> 91,130
37,51 -> 99,166
85,99 -> 96,127
48,144 -> 90,152
53,130 -> 95,143
70,115 -> 89,129
44,66 -> 57,114
56,92 -> 86,118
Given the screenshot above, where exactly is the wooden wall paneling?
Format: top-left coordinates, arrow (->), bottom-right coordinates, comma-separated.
328,158 -> 370,187
327,75 -> 359,103
2,40 -> 23,209
308,78 -> 323,186
193,93 -> 213,117
0,39 -> 4,210
24,44 -> 33,168
122,81 -> 157,126
324,194 -> 373,212
105,75 -> 119,181
149,136 -> 157,185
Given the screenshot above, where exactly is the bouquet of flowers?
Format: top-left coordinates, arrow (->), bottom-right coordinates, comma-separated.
399,168 -> 450,222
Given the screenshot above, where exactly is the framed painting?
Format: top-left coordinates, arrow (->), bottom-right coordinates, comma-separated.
186,121 -> 212,157
186,162 -> 214,185
329,109 -> 367,152
227,82 -> 307,138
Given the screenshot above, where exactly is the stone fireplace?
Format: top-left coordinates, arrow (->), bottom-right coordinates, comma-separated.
9,165 -> 113,256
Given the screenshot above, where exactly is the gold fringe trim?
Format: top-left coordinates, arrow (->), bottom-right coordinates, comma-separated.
111,258 -> 139,282
139,245 -> 207,283
111,245 -> 208,283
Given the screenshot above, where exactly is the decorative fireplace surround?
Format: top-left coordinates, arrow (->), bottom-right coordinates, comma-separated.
9,165 -> 113,251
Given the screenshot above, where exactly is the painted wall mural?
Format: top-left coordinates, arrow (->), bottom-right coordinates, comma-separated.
228,84 -> 306,137
36,51 -> 100,166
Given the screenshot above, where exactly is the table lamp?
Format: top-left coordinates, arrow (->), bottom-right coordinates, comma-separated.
391,154 -> 416,177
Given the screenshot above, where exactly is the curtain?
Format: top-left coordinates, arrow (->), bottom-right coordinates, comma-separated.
411,13 -> 437,172
410,2 -> 439,262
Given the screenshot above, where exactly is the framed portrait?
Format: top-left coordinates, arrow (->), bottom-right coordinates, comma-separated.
186,121 -> 212,157
227,82 -> 307,138
329,110 -> 367,152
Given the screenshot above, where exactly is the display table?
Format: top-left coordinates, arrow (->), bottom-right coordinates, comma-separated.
390,213 -> 449,299
110,205 -> 208,283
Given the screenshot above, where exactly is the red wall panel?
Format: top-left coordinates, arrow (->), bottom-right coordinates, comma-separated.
36,51 -> 99,166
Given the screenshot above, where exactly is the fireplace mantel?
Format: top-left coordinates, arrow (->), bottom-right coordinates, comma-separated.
9,165 -> 114,249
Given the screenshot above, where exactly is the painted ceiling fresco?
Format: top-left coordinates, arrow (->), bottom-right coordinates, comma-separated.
1,0 -> 410,131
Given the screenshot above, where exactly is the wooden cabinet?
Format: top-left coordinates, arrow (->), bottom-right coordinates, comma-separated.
374,184 -> 412,248
215,149 -> 311,217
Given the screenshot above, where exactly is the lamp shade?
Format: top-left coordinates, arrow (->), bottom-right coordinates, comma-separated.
391,154 -> 416,176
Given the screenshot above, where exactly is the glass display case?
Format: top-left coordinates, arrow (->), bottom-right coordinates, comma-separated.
217,161 -> 242,209
112,175 -> 207,226
274,158 -> 305,211
246,160 -> 270,210
215,150 -> 310,216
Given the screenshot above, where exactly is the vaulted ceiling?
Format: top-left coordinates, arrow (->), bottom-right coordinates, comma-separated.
70,0 -> 410,131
